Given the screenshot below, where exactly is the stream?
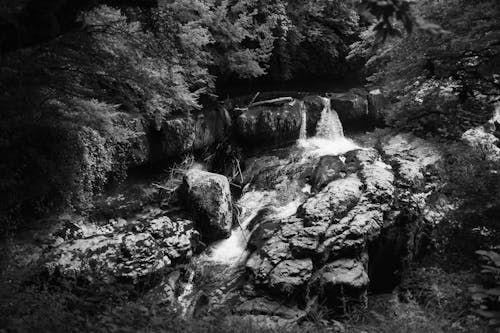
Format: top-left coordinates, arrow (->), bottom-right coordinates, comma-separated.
175,96 -> 361,316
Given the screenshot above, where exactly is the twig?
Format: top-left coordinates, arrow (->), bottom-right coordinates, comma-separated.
249,96 -> 293,107
248,92 -> 260,106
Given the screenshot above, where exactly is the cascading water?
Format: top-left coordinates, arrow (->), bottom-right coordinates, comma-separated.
207,191 -> 302,264
315,97 -> 344,140
298,96 -> 358,157
176,94 -> 361,316
299,101 -> 307,140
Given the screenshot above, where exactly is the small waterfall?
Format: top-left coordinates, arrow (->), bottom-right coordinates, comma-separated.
299,101 -> 307,140
297,96 -> 358,158
207,190 -> 301,265
315,97 -> 344,140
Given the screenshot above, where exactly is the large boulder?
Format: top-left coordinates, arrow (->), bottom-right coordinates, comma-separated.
311,155 -> 346,192
44,212 -> 199,284
301,95 -> 325,136
268,259 -> 313,293
298,175 -> 363,227
235,99 -> 303,145
380,133 -> 442,186
183,170 -> 233,241
367,89 -> 386,122
329,90 -> 369,126
462,126 -> 500,162
309,258 -> 369,308
157,108 -> 227,157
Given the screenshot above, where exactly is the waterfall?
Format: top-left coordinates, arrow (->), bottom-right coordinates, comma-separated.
299,101 -> 307,140
315,97 -> 344,140
297,96 -> 358,158
207,191 -> 301,265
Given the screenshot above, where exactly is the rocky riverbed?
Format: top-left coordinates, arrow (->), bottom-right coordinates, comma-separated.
2,93 -> 467,331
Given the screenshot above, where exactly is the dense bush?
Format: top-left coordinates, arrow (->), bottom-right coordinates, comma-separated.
350,0 -> 500,138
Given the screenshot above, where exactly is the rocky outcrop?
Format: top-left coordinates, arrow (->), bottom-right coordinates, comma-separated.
327,89 -> 386,128
329,90 -> 369,125
183,170 -> 233,241
44,210 -> 200,284
309,258 -> 369,307
379,133 -> 442,186
462,125 -> 500,162
235,100 -> 303,145
157,108 -> 228,157
302,95 -> 325,136
367,89 -> 385,122
245,147 -> 396,308
311,155 -> 346,191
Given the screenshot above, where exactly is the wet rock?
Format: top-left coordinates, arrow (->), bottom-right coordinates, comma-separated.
309,258 -> 369,310
268,259 -> 313,293
329,90 -> 369,126
344,148 -> 379,171
289,225 -> 325,258
380,133 -> 442,186
45,232 -> 169,284
320,203 -> 384,262
44,212 -> 199,284
160,117 -> 196,156
148,216 -> 200,262
462,126 -> 500,162
310,259 -> 369,298
298,175 -> 363,226
302,95 -> 325,136
311,155 -> 346,191
360,161 -> 395,203
183,170 -> 233,241
367,89 -> 385,122
157,108 -> 227,157
235,100 -> 303,145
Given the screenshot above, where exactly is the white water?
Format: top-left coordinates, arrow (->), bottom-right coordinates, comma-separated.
299,101 -> 307,140
206,96 -> 358,265
297,97 -> 359,158
208,191 -> 301,264
315,97 -> 344,140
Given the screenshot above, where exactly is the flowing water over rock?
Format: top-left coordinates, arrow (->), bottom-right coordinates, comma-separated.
315,97 -> 344,140
173,95 -> 365,318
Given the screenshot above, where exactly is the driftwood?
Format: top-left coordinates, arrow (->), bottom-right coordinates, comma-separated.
249,96 -> 294,107
234,94 -> 294,111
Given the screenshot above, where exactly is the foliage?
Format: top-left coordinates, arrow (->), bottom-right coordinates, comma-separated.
266,0 -> 359,81
350,0 -> 500,138
470,248 -> 500,328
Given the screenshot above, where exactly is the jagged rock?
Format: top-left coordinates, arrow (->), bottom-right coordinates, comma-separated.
45,232 -> 167,284
320,203 -> 384,262
268,259 -> 313,293
329,90 -> 369,125
462,126 -> 500,162
235,100 -> 303,145
183,170 -> 233,241
298,175 -> 363,226
310,259 -> 369,303
44,212 -> 199,284
360,161 -> 395,203
160,117 -> 196,156
289,225 -> 325,258
159,108 -> 227,157
380,133 -> 442,186
367,89 -> 385,121
311,155 -> 346,191
302,95 -> 325,136
344,148 -> 379,171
